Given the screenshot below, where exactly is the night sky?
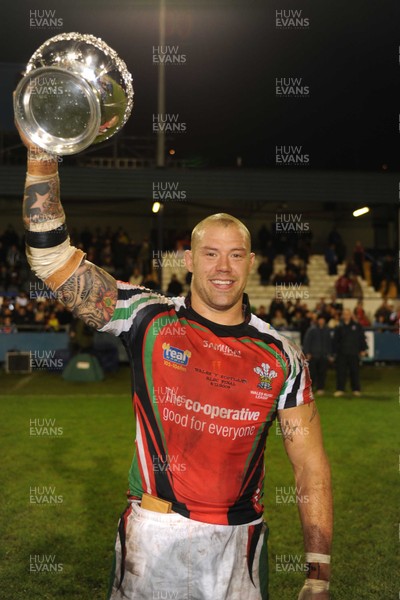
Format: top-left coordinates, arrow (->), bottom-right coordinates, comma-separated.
0,0 -> 399,170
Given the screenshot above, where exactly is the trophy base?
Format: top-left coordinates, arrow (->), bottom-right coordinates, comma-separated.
14,67 -> 101,155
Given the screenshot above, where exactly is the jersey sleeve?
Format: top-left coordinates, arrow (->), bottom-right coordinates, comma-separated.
98,281 -> 173,336
277,336 -> 314,410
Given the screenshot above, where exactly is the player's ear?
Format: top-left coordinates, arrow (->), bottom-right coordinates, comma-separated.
184,249 -> 193,273
249,252 -> 255,269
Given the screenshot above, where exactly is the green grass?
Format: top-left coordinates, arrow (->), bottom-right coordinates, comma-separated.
0,366 -> 398,599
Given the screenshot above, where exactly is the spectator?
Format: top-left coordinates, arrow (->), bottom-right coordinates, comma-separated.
380,254 -> 398,297
325,244 -> 338,275
138,238 -> 151,277
303,316 -> 333,395
34,302 -> 47,326
349,274 -> 363,299
0,316 -> 17,334
389,304 -> 400,330
329,294 -> 342,312
328,227 -> 346,263
257,224 -> 271,255
327,307 -> 340,329
142,271 -> 160,291
46,311 -> 60,332
335,274 -> 352,298
272,270 -> 286,285
6,244 -> 22,269
129,267 -> 143,286
374,299 -> 392,325
333,308 -> 368,397
271,309 -> 288,330
353,241 -> 365,279
13,306 -> 32,327
1,224 -> 19,249
291,308 -> 311,343
55,302 -> 73,326
268,297 -> 286,319
256,305 -> 269,322
100,255 -> 117,276
372,314 -> 391,333
15,292 -> 28,308
257,257 -> 273,285
353,300 -> 370,327
315,297 -> 330,321
167,274 -> 183,297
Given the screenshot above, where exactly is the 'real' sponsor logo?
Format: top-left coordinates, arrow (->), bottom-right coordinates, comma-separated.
254,362 -> 278,390
202,340 -> 241,357
162,343 -> 191,366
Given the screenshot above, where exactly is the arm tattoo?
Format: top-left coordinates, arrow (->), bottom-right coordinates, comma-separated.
23,176 -> 64,228
57,261 -> 118,329
309,402 -> 318,423
280,419 -> 299,442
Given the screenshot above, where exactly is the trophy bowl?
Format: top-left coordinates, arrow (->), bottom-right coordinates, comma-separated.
14,32 -> 134,155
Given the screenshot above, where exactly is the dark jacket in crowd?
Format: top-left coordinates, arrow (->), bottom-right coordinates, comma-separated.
303,325 -> 333,357
333,320 -> 367,355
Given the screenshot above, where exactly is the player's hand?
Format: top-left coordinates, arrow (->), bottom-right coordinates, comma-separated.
297,579 -> 330,599
13,92 -> 42,152
15,119 -> 42,153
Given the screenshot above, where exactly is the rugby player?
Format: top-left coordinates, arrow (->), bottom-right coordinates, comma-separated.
20,131 -> 332,599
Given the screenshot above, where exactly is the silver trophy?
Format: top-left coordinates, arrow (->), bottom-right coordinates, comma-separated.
14,32 -> 134,155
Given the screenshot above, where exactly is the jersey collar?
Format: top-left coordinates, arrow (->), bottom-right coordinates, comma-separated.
183,292 -> 252,326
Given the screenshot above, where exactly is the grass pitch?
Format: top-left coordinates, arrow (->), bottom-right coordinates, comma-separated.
0,365 -> 398,599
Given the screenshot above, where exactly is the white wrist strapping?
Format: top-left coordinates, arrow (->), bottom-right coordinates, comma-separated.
305,553 -> 331,564
303,579 -> 330,591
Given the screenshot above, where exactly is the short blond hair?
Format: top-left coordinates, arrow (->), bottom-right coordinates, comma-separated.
191,213 -> 252,251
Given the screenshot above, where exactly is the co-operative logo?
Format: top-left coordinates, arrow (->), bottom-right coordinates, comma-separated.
162,343 -> 191,366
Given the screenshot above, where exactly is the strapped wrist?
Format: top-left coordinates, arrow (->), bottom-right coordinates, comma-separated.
303,578 -> 330,591
305,553 -> 330,564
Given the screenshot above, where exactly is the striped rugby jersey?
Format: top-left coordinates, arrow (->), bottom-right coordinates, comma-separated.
100,283 -> 314,525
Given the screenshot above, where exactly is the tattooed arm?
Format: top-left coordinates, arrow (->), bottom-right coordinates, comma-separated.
21,137 -> 117,330
57,261 -> 117,329
278,402 -> 333,586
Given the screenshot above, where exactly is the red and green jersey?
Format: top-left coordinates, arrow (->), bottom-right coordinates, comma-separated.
100,283 -> 314,525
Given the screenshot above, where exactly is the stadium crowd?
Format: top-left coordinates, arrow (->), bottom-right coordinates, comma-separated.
0,223 -> 398,337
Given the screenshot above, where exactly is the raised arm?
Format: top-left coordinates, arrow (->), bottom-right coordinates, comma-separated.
278,401 -> 333,599
21,135 -> 117,329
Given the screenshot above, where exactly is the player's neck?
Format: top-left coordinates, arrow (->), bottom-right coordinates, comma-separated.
189,294 -> 244,326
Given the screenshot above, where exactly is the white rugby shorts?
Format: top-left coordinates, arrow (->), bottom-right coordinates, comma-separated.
108,502 -> 269,600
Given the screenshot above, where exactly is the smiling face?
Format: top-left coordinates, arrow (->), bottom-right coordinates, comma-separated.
184,221 -> 255,325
